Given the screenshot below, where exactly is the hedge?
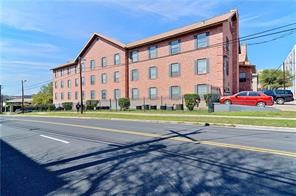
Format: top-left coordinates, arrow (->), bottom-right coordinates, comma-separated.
118,98 -> 130,110
184,94 -> 200,111
62,102 -> 73,111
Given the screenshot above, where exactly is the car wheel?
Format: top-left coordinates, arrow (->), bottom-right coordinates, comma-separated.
224,100 -> 231,105
276,98 -> 284,105
257,102 -> 266,107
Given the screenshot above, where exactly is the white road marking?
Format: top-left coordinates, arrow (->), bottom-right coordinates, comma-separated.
40,134 -> 70,144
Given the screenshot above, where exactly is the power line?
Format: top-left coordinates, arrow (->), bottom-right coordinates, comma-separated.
240,22 -> 296,39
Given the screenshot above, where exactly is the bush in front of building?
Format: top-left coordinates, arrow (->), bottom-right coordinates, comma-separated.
118,98 -> 130,111
86,100 -> 99,110
47,104 -> 56,111
36,104 -> 48,111
62,102 -> 73,111
184,94 -> 200,111
203,94 -> 220,106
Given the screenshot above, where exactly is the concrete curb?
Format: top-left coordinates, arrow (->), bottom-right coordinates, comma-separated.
3,114 -> 296,133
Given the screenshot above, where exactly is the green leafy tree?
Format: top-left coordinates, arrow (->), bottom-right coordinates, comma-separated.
32,82 -> 53,105
260,69 -> 293,89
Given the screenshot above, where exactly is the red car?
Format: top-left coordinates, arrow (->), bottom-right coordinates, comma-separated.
220,91 -> 274,107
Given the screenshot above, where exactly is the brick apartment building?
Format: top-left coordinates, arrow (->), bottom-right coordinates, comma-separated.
52,10 -> 241,107
238,44 -> 256,91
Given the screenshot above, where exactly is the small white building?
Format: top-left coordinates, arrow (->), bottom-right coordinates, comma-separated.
282,45 -> 296,97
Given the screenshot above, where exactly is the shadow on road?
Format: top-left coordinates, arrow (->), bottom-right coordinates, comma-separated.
0,140 -> 65,196
2,127 -> 296,195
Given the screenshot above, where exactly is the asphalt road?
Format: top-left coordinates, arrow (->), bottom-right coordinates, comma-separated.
1,116 -> 296,195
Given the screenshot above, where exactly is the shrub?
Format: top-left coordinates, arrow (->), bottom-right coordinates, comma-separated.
184,94 -> 200,111
86,100 -> 99,110
62,102 -> 73,111
47,104 -> 56,111
203,94 -> 220,105
36,104 -> 48,111
118,98 -> 130,110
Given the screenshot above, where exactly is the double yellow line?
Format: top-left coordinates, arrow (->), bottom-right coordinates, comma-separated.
10,118 -> 296,158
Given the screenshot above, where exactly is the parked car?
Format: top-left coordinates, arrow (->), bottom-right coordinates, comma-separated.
260,89 -> 294,104
15,108 -> 33,114
219,91 -> 274,107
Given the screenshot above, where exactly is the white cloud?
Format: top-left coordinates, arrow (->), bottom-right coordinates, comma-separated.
98,0 -> 222,20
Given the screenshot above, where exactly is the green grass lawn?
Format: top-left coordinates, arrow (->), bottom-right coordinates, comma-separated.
21,110 -> 296,128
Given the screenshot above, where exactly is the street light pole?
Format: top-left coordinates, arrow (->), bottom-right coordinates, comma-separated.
79,57 -> 83,114
21,80 -> 26,114
283,62 -> 286,90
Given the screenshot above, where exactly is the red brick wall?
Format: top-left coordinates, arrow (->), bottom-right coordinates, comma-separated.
239,66 -> 253,91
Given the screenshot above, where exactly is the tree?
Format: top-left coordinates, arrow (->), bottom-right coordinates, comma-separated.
32,82 -> 53,105
259,69 -> 293,89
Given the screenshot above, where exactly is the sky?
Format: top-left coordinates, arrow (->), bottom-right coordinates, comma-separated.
0,0 -> 296,95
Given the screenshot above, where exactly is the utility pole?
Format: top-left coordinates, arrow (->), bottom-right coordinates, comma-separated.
79,57 -> 83,114
0,85 -> 2,114
283,62 -> 286,90
21,80 -> 26,114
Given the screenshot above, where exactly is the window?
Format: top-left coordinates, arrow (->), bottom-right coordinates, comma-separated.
130,50 -> 139,62
195,59 -> 208,74
61,92 -> 64,100
237,91 -> 247,96
67,80 -> 71,88
149,87 -> 157,99
149,66 -> 157,79
60,80 -> 64,88
55,93 -> 57,100
67,92 -> 71,100
239,72 -> 247,82
101,57 -> 107,67
75,65 -> 78,74
170,63 -> 180,77
114,53 -> 120,65
75,78 -> 79,87
54,71 -> 57,78
67,67 -> 70,75
82,77 -> 85,85
196,84 -> 208,96
223,57 -> 229,76
81,63 -> 85,71
249,91 -> 260,96
226,37 -> 230,52
90,90 -> 96,99
131,88 -> 139,99
55,81 -> 58,89
131,69 -> 139,81
90,75 -> 95,85
90,60 -> 95,70
101,90 -> 107,99
148,46 -> 157,59
75,91 -> 78,100
114,89 -> 121,99
196,33 -> 209,48
82,91 -> 85,99
60,69 -> 63,76
170,86 -> 181,99
114,71 -> 120,82
101,73 -> 107,84
170,40 -> 180,55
